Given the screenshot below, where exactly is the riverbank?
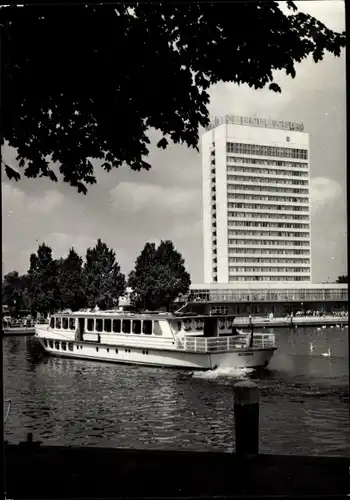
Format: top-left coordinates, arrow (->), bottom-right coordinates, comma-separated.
4,438 -> 348,497
235,315 -> 348,328
2,315 -> 348,337
3,326 -> 35,336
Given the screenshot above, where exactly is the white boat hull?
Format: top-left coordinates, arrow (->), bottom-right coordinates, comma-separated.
36,337 -> 275,370
3,327 -> 35,336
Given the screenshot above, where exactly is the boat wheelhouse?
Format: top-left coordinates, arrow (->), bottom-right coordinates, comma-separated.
34,310 -> 277,370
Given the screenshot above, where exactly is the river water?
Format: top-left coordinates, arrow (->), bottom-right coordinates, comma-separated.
4,326 -> 349,456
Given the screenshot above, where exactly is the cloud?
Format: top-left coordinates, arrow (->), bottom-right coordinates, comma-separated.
109,181 -> 200,216
27,190 -> 64,212
2,182 -> 27,212
45,232 -> 98,259
2,181 -> 64,214
310,177 -> 343,214
208,82 -> 292,121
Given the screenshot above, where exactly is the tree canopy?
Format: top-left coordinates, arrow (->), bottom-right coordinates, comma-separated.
128,240 -> 191,311
2,239 -> 127,315
2,238 -> 189,315
2,270 -> 30,316
57,248 -> 86,311
84,239 -> 126,309
1,3 -> 345,193
27,243 -> 61,315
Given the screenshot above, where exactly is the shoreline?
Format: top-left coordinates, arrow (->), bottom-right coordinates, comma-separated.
2,315 -> 348,336
235,315 -> 348,328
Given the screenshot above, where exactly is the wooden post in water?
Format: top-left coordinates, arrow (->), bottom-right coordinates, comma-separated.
234,381 -> 259,457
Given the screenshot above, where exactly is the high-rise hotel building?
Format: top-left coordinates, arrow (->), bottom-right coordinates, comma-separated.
202,115 -> 311,284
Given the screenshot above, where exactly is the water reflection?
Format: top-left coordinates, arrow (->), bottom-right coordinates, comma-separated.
3,327 -> 349,456
7,338 -> 21,355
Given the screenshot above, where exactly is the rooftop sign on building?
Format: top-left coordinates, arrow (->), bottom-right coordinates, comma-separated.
206,114 -> 304,132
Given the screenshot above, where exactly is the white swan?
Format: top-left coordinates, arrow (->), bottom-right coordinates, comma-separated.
316,327 -> 321,331
322,325 -> 327,329
321,348 -> 331,358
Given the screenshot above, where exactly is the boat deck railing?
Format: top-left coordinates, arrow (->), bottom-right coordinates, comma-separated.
176,333 -> 275,353
3,319 -> 36,328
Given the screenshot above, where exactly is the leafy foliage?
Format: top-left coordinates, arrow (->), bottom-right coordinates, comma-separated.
336,275 -> 348,284
2,271 -> 30,316
26,243 -> 61,315
3,240 -> 127,315
84,239 -> 126,309
1,3 -> 345,193
57,248 -> 86,311
128,240 -> 191,311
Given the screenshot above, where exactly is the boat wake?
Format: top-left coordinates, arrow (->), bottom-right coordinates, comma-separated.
192,366 -> 255,380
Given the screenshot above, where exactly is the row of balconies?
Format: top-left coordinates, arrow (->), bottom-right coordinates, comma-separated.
211,149 -> 217,282
227,222 -> 310,231
227,213 -> 309,220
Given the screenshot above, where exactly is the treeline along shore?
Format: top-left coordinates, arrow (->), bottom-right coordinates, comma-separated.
2,239 -> 191,317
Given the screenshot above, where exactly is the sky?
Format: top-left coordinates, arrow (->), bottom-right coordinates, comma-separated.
2,1 -> 347,284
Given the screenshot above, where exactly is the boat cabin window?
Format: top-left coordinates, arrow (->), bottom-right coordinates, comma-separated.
54,341 -> 60,349
56,317 -> 62,329
132,320 -> 141,334
226,318 -> 233,329
49,340 -> 54,348
69,318 -> 76,330
203,317 -> 217,337
104,319 -> 112,332
61,341 -> 67,351
183,320 -> 192,331
113,319 -> 121,333
87,318 -> 94,331
62,317 -> 68,329
143,320 -> 152,335
218,319 -> 226,331
96,319 -> 103,332
122,319 -> 131,334
68,342 -> 74,351
153,321 -> 162,336
177,321 -> 181,331
194,319 -> 204,331
50,317 -> 54,328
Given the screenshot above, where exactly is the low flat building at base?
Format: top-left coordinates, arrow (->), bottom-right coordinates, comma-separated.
180,283 -> 348,316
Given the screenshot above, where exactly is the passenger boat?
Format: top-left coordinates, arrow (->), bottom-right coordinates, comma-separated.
34,310 -> 277,370
2,317 -> 36,336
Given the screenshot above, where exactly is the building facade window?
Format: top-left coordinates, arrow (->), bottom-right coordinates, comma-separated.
227,156 -> 308,169
203,123 -> 310,283
226,142 -> 308,160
